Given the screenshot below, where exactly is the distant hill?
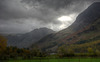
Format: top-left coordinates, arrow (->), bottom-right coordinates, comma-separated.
6,28 -> 55,48
31,2 -> 100,52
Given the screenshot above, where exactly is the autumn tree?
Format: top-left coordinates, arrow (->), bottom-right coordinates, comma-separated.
57,45 -> 68,57
21,48 -> 31,59
0,35 -> 7,53
31,47 -> 44,57
67,48 -> 75,57
87,47 -> 94,53
95,49 -> 100,56
87,47 -> 94,57
0,35 -> 7,59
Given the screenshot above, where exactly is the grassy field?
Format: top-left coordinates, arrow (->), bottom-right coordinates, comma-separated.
5,58 -> 100,62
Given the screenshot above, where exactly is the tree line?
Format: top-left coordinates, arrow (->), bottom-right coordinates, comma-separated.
57,45 -> 100,58
0,35 -> 47,60
1,35 -> 100,60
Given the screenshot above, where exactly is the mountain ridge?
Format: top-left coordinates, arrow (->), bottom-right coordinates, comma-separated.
7,27 -> 55,48
30,2 -> 100,51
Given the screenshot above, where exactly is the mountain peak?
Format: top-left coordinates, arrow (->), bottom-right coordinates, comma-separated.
70,2 -> 100,31
88,2 -> 100,10
7,27 -> 55,48
30,27 -> 54,33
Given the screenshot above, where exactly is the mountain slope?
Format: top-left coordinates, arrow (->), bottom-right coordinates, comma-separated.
31,2 -> 100,51
7,28 -> 55,48
59,18 -> 100,52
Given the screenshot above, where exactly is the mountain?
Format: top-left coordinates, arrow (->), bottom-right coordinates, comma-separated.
56,18 -> 100,53
6,28 -> 55,48
31,2 -> 100,51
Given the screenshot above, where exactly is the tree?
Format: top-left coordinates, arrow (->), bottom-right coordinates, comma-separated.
57,45 -> 67,57
87,47 -> 94,57
31,47 -> 44,57
0,35 -> 7,53
0,35 -> 7,59
87,47 -> 93,53
95,49 -> 100,56
67,48 -> 75,57
22,48 -> 31,59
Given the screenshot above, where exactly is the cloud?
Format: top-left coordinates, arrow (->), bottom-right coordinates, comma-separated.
0,0 -> 100,34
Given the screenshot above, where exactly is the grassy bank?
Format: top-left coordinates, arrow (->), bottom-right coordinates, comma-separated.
4,58 -> 100,62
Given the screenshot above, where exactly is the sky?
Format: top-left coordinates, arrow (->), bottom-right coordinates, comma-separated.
0,0 -> 100,34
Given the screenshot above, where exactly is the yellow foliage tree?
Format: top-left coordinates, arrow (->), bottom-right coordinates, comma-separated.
95,49 -> 100,56
0,35 -> 7,55
87,47 -> 93,53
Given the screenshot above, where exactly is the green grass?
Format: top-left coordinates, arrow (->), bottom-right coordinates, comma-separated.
5,58 -> 100,62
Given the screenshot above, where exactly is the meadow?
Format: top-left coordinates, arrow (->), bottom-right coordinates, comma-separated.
5,58 -> 100,62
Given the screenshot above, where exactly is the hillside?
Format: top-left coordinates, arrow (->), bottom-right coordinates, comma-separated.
7,28 -> 55,48
58,18 -> 100,53
31,2 -> 100,51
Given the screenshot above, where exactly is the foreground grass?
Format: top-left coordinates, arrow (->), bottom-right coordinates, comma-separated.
6,58 -> 100,62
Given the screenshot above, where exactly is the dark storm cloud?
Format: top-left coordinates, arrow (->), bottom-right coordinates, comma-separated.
0,0 -> 99,20
0,0 -> 61,24
21,0 -> 73,10
20,0 -> 100,24
0,0 -> 85,20
21,0 -> 99,13
0,0 -> 100,34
